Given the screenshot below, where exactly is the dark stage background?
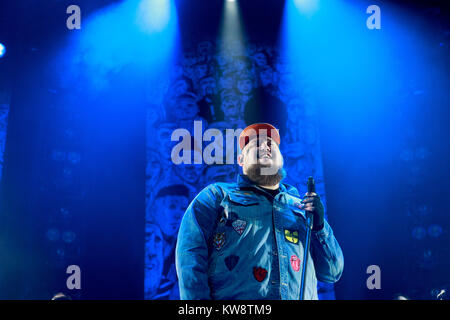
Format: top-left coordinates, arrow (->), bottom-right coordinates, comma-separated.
0,0 -> 448,300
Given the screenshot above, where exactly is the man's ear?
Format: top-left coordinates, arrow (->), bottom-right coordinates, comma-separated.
237,153 -> 244,167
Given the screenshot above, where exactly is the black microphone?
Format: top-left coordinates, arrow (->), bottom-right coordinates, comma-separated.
300,176 -> 316,300
307,176 -> 315,195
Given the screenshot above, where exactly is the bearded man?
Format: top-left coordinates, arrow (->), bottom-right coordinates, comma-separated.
175,123 -> 343,300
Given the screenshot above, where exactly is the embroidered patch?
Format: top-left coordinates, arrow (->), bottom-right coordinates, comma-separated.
290,255 -> 301,272
253,267 -> 268,282
284,229 -> 299,244
224,255 -> 239,271
232,219 -> 247,235
213,232 -> 226,250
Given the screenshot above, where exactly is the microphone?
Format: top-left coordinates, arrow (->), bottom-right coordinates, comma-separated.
300,176 -> 316,300
307,176 -> 316,195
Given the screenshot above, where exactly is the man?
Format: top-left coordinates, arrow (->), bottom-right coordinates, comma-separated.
197,75 -> 223,123
236,74 -> 254,107
151,184 -> 191,299
176,123 -> 343,300
144,223 -> 164,299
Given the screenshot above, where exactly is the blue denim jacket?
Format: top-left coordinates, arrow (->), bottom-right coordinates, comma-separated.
176,175 -> 344,300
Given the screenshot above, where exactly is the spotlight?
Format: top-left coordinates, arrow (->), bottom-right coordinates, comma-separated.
0,43 -> 5,58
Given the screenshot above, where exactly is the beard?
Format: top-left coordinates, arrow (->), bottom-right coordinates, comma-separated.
245,163 -> 286,187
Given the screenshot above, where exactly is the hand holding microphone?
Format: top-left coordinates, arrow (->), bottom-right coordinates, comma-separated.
301,177 -> 325,231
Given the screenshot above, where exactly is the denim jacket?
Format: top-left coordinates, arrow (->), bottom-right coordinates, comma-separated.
176,175 -> 344,300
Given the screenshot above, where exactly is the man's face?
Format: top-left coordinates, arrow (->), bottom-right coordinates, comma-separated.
254,52 -> 268,67
239,136 -> 283,174
216,53 -> 229,67
154,195 -> 188,238
146,151 -> 162,190
200,77 -> 216,97
221,97 -> 240,118
175,163 -> 204,184
145,223 -> 164,272
237,78 -> 253,95
177,98 -> 199,119
156,123 -> 180,163
219,76 -> 234,90
195,64 -> 208,79
235,60 -> 246,71
145,223 -> 164,296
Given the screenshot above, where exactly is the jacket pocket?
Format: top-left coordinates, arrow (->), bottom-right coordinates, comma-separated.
222,192 -> 267,220
228,192 -> 259,206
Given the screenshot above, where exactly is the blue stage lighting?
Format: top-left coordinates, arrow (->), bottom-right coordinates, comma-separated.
294,0 -> 319,15
0,43 -> 5,58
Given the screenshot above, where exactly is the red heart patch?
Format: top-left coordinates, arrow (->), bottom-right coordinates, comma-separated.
253,267 -> 268,282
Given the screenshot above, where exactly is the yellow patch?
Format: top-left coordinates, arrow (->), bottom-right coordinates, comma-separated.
284,229 -> 299,244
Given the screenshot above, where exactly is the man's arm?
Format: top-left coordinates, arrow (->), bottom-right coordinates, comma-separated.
310,220 -> 344,283
175,184 -> 224,300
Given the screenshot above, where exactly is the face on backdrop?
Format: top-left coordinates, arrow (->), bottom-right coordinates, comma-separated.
216,53 -> 229,67
156,123 -> 180,162
219,76 -> 234,90
154,195 -> 189,238
175,163 -> 204,185
195,64 -> 209,79
234,59 -> 247,71
146,151 -> 163,188
145,223 -> 164,296
177,98 -> 199,120
200,77 -> 216,97
145,223 -> 164,271
237,78 -> 253,95
221,96 -> 241,118
253,52 -> 268,68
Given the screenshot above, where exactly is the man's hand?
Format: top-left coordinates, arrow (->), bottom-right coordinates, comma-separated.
301,192 -> 325,231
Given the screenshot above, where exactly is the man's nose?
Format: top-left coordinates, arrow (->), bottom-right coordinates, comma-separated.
259,140 -> 271,152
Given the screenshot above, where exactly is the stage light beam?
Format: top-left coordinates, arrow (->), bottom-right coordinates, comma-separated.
219,0 -> 247,59
294,0 -> 319,16
0,43 -> 5,58
136,0 -> 172,33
